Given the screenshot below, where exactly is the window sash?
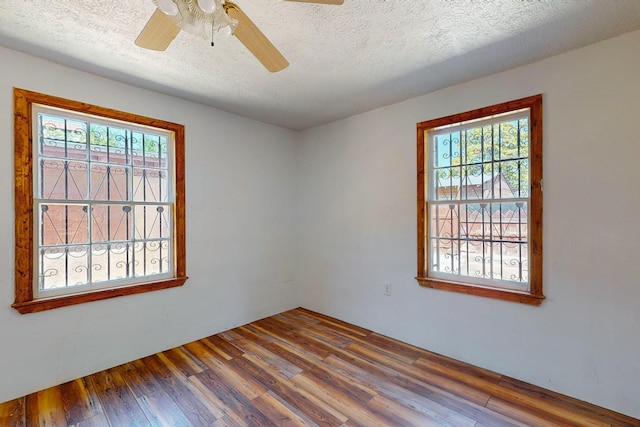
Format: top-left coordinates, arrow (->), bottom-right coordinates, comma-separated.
32,105 -> 176,299
426,109 -> 531,292
427,109 -> 527,139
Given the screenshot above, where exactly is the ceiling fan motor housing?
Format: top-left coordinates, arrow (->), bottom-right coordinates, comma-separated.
152,0 -> 237,38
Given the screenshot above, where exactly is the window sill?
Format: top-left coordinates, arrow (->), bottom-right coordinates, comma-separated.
416,277 -> 544,306
12,276 -> 188,314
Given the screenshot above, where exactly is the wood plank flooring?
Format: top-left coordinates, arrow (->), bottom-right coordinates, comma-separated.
1,308 -> 638,426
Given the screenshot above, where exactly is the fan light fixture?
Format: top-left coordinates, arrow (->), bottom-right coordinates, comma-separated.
197,0 -> 217,13
157,0 -> 217,17
137,0 -> 344,72
151,0 -> 237,39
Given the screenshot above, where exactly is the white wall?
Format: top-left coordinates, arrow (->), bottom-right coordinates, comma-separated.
0,47 -> 300,403
298,30 -> 640,418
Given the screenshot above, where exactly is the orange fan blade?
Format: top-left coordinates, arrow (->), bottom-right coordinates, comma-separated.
283,0 -> 344,4
224,2 -> 289,72
135,9 -> 181,51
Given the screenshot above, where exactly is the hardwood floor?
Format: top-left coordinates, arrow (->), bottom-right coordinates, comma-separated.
1,308 -> 637,426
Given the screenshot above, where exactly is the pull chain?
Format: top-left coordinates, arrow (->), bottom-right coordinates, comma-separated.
211,19 -> 219,47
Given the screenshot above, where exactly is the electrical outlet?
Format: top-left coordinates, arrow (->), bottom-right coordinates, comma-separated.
384,282 -> 392,296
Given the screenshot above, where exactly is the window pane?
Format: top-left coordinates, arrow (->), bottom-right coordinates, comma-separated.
130,133 -> 168,168
430,238 -> 460,275
460,167 -> 490,200
40,160 -> 88,200
429,202 -> 528,284
491,241 -> 529,283
133,168 -> 169,202
134,240 -> 171,277
40,114 -> 89,160
90,124 -> 130,165
430,203 -> 459,240
39,245 -> 90,290
91,204 -> 133,242
434,167 -> 461,201
41,203 -> 89,245
495,159 -> 529,198
496,120 -> 527,161
434,133 -> 461,168
146,135 -> 167,168
91,242 -> 133,283
134,205 -> 171,240
90,163 -> 130,201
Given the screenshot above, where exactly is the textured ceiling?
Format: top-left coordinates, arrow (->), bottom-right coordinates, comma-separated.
2,0 -> 640,130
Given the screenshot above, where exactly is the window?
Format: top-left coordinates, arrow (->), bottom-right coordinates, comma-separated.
416,95 -> 543,305
13,88 -> 187,313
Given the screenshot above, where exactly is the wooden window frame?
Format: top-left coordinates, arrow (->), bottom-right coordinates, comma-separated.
13,88 -> 187,314
416,95 -> 543,305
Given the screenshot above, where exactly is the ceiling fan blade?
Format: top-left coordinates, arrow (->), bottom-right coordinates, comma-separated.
135,9 -> 181,51
283,0 -> 344,4
224,3 -> 289,73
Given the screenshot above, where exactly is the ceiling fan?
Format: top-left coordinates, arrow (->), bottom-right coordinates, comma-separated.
135,0 -> 344,73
